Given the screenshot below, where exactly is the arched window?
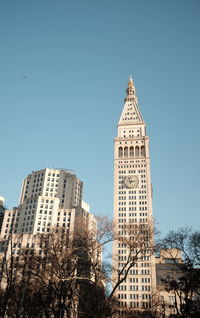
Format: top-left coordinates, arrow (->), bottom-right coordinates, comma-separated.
135,146 -> 139,157
141,146 -> 145,157
124,147 -> 128,158
130,146 -> 134,157
118,147 -> 123,158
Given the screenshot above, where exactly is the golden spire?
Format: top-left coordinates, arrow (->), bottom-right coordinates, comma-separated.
126,75 -> 135,97
128,75 -> 134,88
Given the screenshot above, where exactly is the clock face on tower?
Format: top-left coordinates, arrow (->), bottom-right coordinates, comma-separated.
124,175 -> 139,189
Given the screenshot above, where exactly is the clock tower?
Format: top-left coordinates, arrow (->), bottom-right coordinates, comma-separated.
113,77 -> 156,310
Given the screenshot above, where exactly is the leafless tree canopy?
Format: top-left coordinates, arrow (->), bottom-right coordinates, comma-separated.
1,222 -> 199,318
158,227 -> 200,318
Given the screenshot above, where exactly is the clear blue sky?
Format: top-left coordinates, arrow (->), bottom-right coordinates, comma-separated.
0,0 -> 200,235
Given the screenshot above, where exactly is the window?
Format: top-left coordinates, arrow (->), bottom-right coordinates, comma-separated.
130,146 -> 134,157
124,147 -> 128,158
118,147 -> 123,158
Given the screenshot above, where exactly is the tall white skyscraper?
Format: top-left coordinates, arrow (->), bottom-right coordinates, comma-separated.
113,77 -> 156,310
0,168 -> 95,240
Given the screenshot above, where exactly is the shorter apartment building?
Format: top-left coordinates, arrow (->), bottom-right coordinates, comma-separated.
0,168 -> 96,258
1,168 -> 83,239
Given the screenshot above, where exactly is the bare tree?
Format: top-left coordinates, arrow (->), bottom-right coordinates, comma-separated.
0,229 -> 80,318
69,219 -> 156,318
0,217 -> 156,318
0,233 -> 24,318
158,227 -> 200,318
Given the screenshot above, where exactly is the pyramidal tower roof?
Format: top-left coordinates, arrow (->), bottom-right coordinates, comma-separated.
118,76 -> 144,125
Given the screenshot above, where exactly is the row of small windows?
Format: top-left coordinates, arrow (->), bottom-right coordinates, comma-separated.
118,170 -> 146,175
44,193 -> 57,198
48,173 -> 59,177
37,221 -> 51,227
26,183 -> 42,191
118,196 -> 137,200
38,215 -> 51,220
4,226 -> 18,234
118,201 -> 147,205
118,195 -> 146,200
118,206 -> 148,210
26,199 -> 37,204
129,301 -> 151,308
118,213 -> 147,223
56,223 -> 70,228
46,182 -> 58,187
24,194 -> 43,199
57,217 -> 70,222
39,210 -> 52,215
119,191 -> 137,194
120,222 -> 140,232
118,302 -> 151,309
118,164 -> 146,169
118,248 -> 149,256
34,172 -> 44,177
23,215 -> 34,221
31,188 -> 42,193
118,190 -> 146,195
24,210 -> 35,215
47,178 -> 59,182
118,226 -> 148,234
5,216 -> 19,223
118,289 -> 151,305
118,207 -> 148,211
37,227 -> 50,232
40,204 -> 53,209
46,187 -> 58,192
41,199 -> 54,204
58,211 -> 71,216
22,221 -> 33,227
118,256 -> 150,268
22,227 -> 32,233
25,204 -> 36,210
118,285 -> 151,291
33,178 -> 43,183
118,146 -> 145,158
119,159 -> 145,163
